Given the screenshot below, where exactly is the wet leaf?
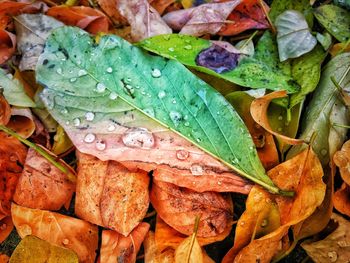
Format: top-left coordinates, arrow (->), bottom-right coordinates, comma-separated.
334,183 -> 350,216
47,6 -> 109,35
14,14 -> 64,71
162,1 -> 240,36
150,180 -> 233,237
314,5 -> 350,43
9,235 -> 78,263
100,223 -> 150,263
36,26 -> 282,194
301,213 -> 350,263
75,152 -> 149,236
288,52 -> 350,166
13,148 -> 75,211
139,32 -> 299,93
52,126 -> 74,155
218,0 -> 269,36
0,30 -> 15,64
275,10 -> 317,62
11,203 -> 98,263
334,0 -> 350,9
334,140 -> 350,185
250,91 -> 304,145
0,69 -> 35,107
117,0 -> 172,41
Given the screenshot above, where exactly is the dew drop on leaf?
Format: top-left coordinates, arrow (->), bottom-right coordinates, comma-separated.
151,68 -> 162,78
73,118 -> 80,127
122,128 -> 155,149
56,67 -> 63,75
109,92 -> 118,100
85,112 -> 95,121
84,133 -> 96,143
95,140 -> 106,151
176,150 -> 189,160
190,164 -> 203,176
96,83 -> 106,93
70,77 -> 77,83
169,111 -> 182,126
184,45 -> 192,50
106,67 -> 113,73
158,90 -> 166,99
107,123 -> 116,132
78,69 -> 87,76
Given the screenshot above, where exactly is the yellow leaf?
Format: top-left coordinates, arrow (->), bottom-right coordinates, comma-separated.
175,233 -> 203,263
52,125 -> 73,155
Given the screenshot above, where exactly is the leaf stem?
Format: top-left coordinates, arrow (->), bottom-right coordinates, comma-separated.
258,0 -> 276,34
332,123 -> 350,129
239,30 -> 258,51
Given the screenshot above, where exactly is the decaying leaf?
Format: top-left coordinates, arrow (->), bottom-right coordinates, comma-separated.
14,14 -> 64,71
275,10 -> 317,61
302,213 -> 350,263
0,29 -> 15,64
7,107 -> 35,139
0,216 -> 14,243
0,132 -> 27,218
150,0 -> 176,15
100,223 -> 150,263
330,42 -> 350,57
13,148 -> 75,211
334,183 -> 350,217
11,203 -> 99,263
334,140 -> 350,185
162,1 -> 240,36
47,6 -> 109,35
144,231 -> 175,263
150,180 -> 233,237
96,0 -> 128,25
75,152 -> 149,236
117,0 -> 172,41
0,92 -> 10,125
250,91 -> 304,145
0,254 -> 9,263
9,235 -> 78,263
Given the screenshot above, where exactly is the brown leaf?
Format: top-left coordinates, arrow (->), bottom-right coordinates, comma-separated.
13,148 -> 75,210
144,231 -> 175,263
174,228 -> 203,263
0,93 -> 10,125
75,152 -> 150,236
96,0 -> 128,25
334,140 -> 350,185
250,91 -> 304,145
162,1 -> 240,36
302,213 -> 350,263
7,108 -> 35,139
150,0 -> 176,15
334,183 -> 350,217
155,216 -> 233,252
46,6 -> 109,34
11,203 -> 98,263
0,216 -> 13,243
150,180 -> 233,237
117,0 -> 172,41
0,29 -> 15,64
100,222 -> 150,263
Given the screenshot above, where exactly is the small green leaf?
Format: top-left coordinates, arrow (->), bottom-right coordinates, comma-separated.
138,33 -> 299,93
0,69 -> 36,107
36,26 -> 287,194
314,5 -> 350,43
316,32 -> 333,50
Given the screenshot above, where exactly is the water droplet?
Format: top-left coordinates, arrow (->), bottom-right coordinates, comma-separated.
321,149 -> 328,156
327,251 -> 338,262
122,128 -> 155,149
73,118 -> 80,127
169,111 -> 182,126
158,91 -> 166,99
185,39 -> 191,44
60,108 -> 68,114
168,47 -> 175,52
172,99 -> 177,104
70,77 -> 77,83
163,35 -> 170,40
278,115 -> 283,121
77,60 -> 82,65
184,122 -> 190,127
260,219 -> 268,228
184,45 -> 192,50
125,84 -> 134,94
84,133 -> 96,143
190,164 -> 203,176
176,150 -> 189,160
85,112 -> 95,121
217,181 -> 222,185
151,68 -> 162,78
78,69 -> 87,76
56,68 -> 63,75
240,221 -> 245,226
107,124 -> 116,132
109,92 -> 118,100
95,140 -> 106,151
96,83 -> 106,93
62,239 -> 70,245
126,78 -> 132,83
144,108 -> 155,117
65,121 -> 70,125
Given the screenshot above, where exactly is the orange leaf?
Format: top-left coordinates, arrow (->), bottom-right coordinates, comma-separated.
218,0 -> 270,36
96,0 -> 128,25
0,29 -> 15,64
75,152 -> 150,236
144,231 -> 175,263
0,216 -> 13,243
11,203 -> 98,263
6,108 -> 35,139
334,183 -> 350,217
334,140 -> 350,186
13,148 -> 75,211
0,93 -> 10,125
150,0 -> 176,15
330,42 -> 350,57
46,6 -> 109,34
250,91 -> 304,145
100,222 -> 150,263
150,180 -> 233,238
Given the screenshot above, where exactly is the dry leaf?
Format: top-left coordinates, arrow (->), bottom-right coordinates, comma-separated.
75,152 -> 150,236
0,92 -> 10,125
11,203 -> 98,263
9,235 -> 79,263
0,216 -> 13,243
52,125 -> 74,156
150,180 -> 233,237
162,1 -> 240,36
0,254 -> 9,263
174,225 -> 203,263
302,213 -> 350,263
117,0 -> 172,41
13,148 -> 75,210
7,107 -> 35,139
47,6 -> 109,35
100,223 -> 150,263
0,29 -> 15,64
96,0 -> 128,25
150,0 -> 176,15
250,91 -> 304,145
144,231 -> 175,263
334,140 -> 350,185
334,183 -> 350,217
330,42 -> 350,57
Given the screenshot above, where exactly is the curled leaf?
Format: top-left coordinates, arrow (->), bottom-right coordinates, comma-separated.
250,91 -> 304,145
150,0 -> 176,15
75,152 -> 150,236
52,126 -> 74,155
162,1 -> 240,36
11,203 -> 99,263
9,235 -> 78,263
334,140 -> 350,185
0,29 -> 15,64
150,180 -> 233,237
0,92 -> 11,125
275,10 -> 317,61
13,148 -> 75,211
7,107 -> 35,139
334,183 -> 350,217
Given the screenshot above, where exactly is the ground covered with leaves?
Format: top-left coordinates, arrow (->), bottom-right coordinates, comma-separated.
0,0 -> 350,262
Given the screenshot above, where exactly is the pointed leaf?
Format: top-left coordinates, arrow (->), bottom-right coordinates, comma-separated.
174,232 -> 203,263
36,26 -> 282,194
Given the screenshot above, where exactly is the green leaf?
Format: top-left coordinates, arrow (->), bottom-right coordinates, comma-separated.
138,33 -> 299,93
275,10 -> 317,61
0,69 -> 36,107
289,45 -> 326,108
287,52 -> 350,166
316,32 -> 333,50
314,5 -> 350,43
36,26 -> 285,194
333,0 -> 350,10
